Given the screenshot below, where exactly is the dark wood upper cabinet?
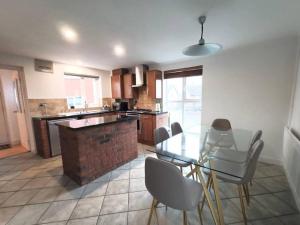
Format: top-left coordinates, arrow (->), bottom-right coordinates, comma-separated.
123,73 -> 137,99
147,70 -> 162,99
111,68 -> 128,99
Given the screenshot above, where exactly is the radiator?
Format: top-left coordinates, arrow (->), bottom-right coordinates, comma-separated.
283,126 -> 300,210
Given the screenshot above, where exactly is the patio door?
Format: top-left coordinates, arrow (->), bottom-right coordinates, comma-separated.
163,76 -> 202,132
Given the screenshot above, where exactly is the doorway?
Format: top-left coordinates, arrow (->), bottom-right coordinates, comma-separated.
0,68 -> 29,158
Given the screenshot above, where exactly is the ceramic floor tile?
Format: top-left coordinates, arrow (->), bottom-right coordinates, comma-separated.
221,198 -> 244,224
44,176 -> 70,187
0,179 -> 30,192
97,212 -> 127,225
130,160 -> 145,169
128,209 -> 159,225
0,206 -> 21,225
55,184 -> 86,201
82,182 -> 108,198
29,187 -> 63,204
129,178 -> 146,192
0,191 -> 14,204
0,171 -> 22,181
110,170 -> 130,181
2,189 -> 39,207
67,216 -> 98,225
130,168 -> 145,179
254,194 -> 296,216
155,207 -> 183,225
38,222 -> 67,225
100,193 -> 128,215
279,213 -> 300,225
129,191 -> 152,211
7,203 -> 50,225
39,200 -> 78,223
249,181 -> 270,195
116,162 -> 131,170
70,196 -> 104,219
21,177 -> 52,190
93,172 -> 111,183
274,191 -> 298,211
106,180 -> 129,195
255,176 -> 290,193
251,217 -> 284,225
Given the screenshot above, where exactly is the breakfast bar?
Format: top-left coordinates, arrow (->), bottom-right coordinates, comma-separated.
57,115 -> 138,185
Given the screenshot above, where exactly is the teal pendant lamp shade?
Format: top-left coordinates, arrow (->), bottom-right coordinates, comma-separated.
183,16 -> 222,57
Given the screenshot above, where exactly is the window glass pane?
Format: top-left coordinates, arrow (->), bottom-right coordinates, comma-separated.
183,102 -> 202,132
165,78 -> 183,101
185,76 -> 202,99
64,75 -> 100,108
165,102 -> 183,126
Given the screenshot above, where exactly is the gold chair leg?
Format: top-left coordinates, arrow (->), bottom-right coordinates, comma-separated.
238,185 -> 247,225
147,198 -> 157,225
190,165 -> 195,180
197,204 -> 204,225
200,174 -> 212,212
183,210 -> 188,225
242,184 -> 250,206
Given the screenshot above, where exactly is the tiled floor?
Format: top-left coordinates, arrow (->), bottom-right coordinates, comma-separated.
0,144 -> 299,225
0,145 -> 29,159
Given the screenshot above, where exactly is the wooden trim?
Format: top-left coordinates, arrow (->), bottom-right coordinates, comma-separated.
164,65 -> 203,79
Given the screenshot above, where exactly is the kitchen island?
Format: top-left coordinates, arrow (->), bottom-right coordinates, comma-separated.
57,115 -> 138,185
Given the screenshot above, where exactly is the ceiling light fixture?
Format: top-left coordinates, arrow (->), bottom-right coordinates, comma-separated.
114,45 -> 126,57
183,16 -> 222,57
59,25 -> 78,43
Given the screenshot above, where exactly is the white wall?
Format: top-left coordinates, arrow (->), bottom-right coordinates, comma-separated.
0,69 -> 20,145
152,36 -> 298,164
0,53 -> 112,99
0,52 -> 112,152
282,36 -> 300,210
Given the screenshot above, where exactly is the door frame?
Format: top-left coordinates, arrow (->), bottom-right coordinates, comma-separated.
0,64 -> 32,150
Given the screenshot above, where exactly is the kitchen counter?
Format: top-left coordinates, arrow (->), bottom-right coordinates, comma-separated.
58,115 -> 138,185
57,115 -> 138,129
32,109 -> 168,120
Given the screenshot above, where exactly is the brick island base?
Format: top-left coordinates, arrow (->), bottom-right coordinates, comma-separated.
58,118 -> 138,185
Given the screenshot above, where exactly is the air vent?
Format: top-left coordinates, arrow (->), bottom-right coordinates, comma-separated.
34,59 -> 53,73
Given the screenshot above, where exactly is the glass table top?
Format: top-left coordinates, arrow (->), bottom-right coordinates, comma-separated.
147,127 -> 254,178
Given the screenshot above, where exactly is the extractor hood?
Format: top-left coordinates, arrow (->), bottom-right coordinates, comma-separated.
132,64 -> 149,87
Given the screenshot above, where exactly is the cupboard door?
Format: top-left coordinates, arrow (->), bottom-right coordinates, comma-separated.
123,73 -> 133,99
147,70 -> 162,99
141,115 -> 154,144
111,75 -> 123,99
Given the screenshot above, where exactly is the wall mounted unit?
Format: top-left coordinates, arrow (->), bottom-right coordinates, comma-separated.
34,59 -> 53,73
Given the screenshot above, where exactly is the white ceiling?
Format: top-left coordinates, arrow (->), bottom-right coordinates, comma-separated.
0,0 -> 300,70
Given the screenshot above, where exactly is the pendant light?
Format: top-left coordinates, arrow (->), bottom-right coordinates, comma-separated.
183,16 -> 222,56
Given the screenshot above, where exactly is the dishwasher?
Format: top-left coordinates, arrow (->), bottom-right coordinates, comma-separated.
48,118 -> 77,156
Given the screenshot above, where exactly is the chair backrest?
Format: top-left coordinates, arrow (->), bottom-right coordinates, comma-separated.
154,127 -> 170,144
145,157 -> 201,210
211,119 -> 232,131
171,122 -> 183,136
247,130 -> 262,158
249,130 -> 262,147
243,140 -> 264,183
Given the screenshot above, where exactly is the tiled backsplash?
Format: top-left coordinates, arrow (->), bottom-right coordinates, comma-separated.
27,99 -> 68,116
135,86 -> 161,110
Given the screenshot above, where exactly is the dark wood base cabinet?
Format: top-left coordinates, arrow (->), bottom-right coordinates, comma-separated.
138,113 -> 169,146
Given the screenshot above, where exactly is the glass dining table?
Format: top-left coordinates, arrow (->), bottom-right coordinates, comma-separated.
146,126 -> 254,225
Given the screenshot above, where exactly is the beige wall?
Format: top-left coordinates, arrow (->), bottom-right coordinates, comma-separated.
152,35 -> 298,164
0,69 -> 20,145
0,52 -> 112,152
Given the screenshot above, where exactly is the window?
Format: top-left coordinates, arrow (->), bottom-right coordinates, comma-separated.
64,74 -> 101,108
164,76 -> 202,132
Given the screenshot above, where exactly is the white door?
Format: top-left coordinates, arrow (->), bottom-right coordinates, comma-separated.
0,88 -> 9,146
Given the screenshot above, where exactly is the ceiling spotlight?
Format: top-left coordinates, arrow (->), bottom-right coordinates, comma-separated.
59,25 -> 78,43
114,45 -> 126,57
183,16 -> 222,57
